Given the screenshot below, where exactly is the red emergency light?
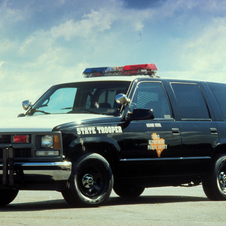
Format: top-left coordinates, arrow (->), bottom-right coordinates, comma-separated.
122,64 -> 158,76
12,135 -> 29,143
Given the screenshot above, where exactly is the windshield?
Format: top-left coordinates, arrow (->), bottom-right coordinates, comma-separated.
26,81 -> 130,116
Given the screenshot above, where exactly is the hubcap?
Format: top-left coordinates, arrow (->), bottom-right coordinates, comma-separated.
82,174 -> 94,189
78,167 -> 104,197
219,171 -> 226,192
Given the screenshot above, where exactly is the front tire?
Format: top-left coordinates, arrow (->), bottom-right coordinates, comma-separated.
203,154 -> 226,200
0,189 -> 19,206
62,153 -> 113,207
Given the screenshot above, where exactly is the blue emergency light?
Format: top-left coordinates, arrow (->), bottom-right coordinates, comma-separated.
83,67 -> 108,77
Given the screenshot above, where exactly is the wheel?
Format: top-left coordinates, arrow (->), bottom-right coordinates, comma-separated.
202,154 -> 226,200
114,184 -> 144,198
62,153 -> 113,207
0,189 -> 19,206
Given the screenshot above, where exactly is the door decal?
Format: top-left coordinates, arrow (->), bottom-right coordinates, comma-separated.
148,133 -> 167,157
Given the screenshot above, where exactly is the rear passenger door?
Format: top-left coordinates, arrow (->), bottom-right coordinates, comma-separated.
170,82 -> 218,172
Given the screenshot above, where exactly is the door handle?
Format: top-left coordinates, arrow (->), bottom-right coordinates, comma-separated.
210,128 -> 218,134
172,128 -> 180,135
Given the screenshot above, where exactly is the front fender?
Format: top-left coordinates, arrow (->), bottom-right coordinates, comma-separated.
69,136 -> 121,152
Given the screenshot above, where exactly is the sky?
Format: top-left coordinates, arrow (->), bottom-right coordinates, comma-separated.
0,0 -> 226,118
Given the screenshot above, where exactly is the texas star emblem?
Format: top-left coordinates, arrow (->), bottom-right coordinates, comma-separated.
148,133 -> 167,157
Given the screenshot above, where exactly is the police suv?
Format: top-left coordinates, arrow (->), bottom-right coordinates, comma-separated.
1,63 -> 226,207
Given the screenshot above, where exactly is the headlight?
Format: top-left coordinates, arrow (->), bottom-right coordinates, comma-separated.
37,134 -> 61,157
41,135 -> 53,148
41,134 -> 60,149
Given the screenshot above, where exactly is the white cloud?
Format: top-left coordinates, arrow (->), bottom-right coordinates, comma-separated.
198,0 -> 226,13
49,1 -> 158,41
0,62 -> 5,82
50,8 -> 117,40
158,15 -> 226,83
15,2 -> 155,69
183,17 -> 226,72
0,60 -> 83,119
133,22 -> 144,32
0,39 -> 16,52
0,0 -> 29,30
155,0 -> 226,20
18,31 -> 53,57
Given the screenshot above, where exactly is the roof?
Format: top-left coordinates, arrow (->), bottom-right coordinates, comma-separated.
74,75 -> 155,83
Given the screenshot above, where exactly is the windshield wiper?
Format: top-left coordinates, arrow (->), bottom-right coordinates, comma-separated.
80,108 -> 100,114
61,107 -> 73,110
62,107 -> 99,114
32,109 -> 50,115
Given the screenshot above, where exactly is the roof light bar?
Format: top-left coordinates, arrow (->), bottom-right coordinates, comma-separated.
122,64 -> 158,77
83,63 -> 159,78
105,66 -> 123,75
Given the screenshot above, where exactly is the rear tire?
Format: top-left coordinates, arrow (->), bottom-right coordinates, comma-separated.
114,184 -> 144,198
0,189 -> 19,206
203,154 -> 226,200
62,153 -> 113,207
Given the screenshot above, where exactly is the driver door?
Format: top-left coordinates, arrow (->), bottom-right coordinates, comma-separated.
121,81 -> 182,178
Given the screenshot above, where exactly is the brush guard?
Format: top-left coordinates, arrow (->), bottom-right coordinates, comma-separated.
2,146 -> 14,186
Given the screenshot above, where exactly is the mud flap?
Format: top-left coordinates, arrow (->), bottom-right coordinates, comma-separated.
2,146 -> 14,186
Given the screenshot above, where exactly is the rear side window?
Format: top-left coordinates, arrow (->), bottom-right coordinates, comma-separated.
208,83 -> 226,119
171,83 -> 210,120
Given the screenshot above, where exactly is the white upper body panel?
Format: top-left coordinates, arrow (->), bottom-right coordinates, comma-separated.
0,114 -> 112,133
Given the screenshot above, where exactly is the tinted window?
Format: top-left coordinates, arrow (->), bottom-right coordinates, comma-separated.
172,83 -> 210,120
208,83 -> 226,119
131,82 -> 172,119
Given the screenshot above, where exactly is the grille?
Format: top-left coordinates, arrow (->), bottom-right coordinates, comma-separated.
0,148 -> 32,159
0,135 -> 11,143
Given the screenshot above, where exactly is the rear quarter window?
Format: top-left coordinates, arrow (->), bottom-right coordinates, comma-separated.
208,83 -> 226,119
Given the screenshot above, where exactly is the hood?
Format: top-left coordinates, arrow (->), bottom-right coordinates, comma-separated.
0,114 -> 112,133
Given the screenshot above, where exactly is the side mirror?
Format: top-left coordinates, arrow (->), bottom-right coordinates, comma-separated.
115,93 -> 130,106
22,100 -> 32,110
129,108 -> 154,120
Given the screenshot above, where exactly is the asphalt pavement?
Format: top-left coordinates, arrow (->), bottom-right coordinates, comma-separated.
0,185 -> 225,226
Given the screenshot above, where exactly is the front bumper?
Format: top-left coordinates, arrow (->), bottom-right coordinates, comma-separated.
0,132 -> 72,190
0,161 -> 72,190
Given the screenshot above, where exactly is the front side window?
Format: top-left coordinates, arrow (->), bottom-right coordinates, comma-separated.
172,83 -> 210,120
27,81 -> 130,116
130,82 -> 172,119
